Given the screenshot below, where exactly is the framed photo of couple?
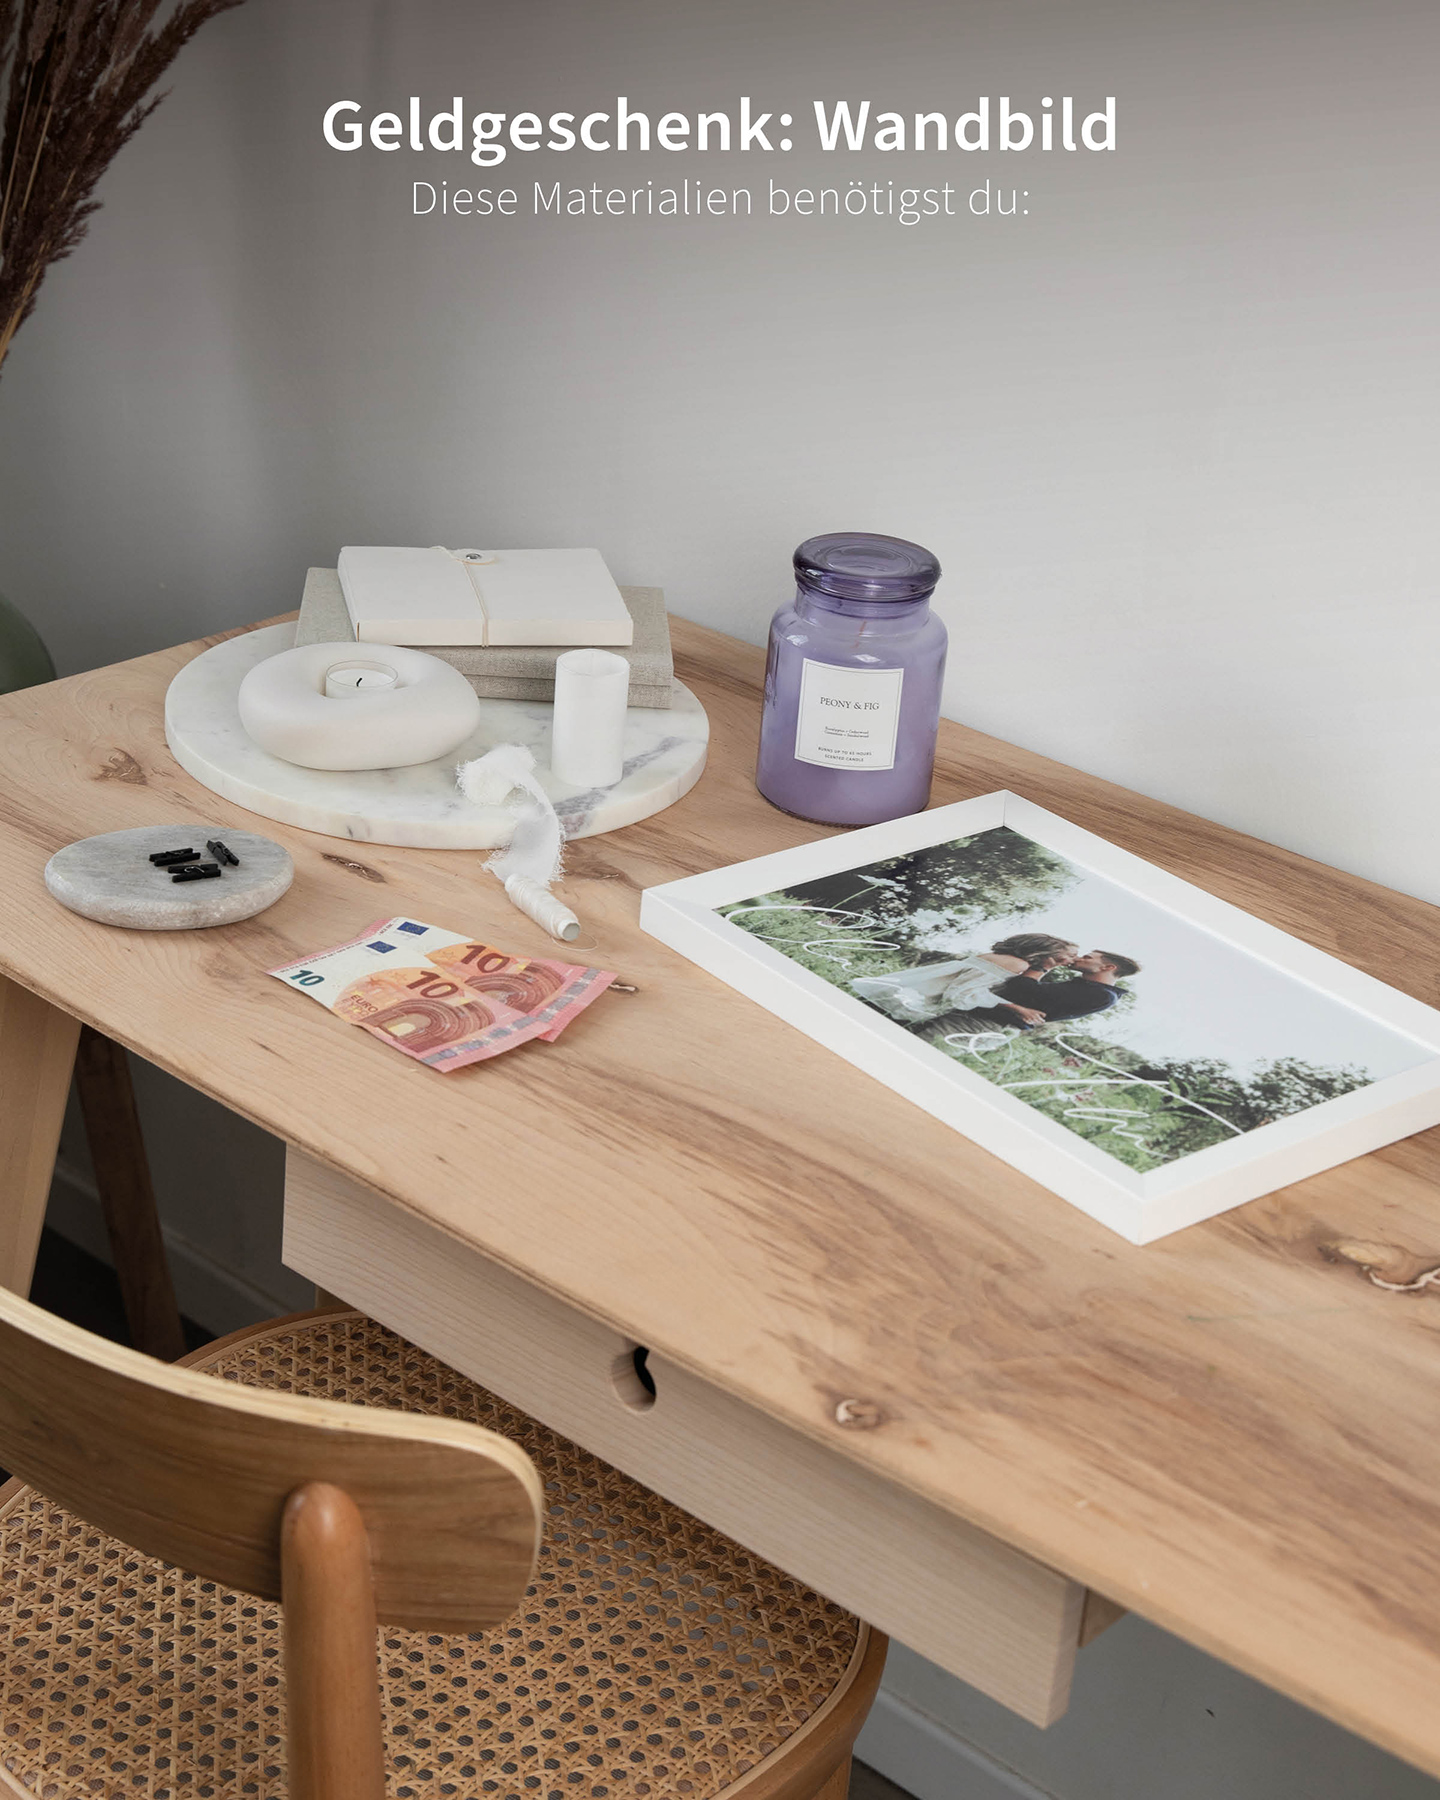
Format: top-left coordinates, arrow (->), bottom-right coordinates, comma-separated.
639,791 -> 1440,1243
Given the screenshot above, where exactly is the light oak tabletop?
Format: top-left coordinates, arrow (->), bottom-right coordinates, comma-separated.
1,617 -> 1439,1775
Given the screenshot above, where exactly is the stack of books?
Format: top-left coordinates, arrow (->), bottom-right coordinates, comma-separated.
295,566 -> 675,708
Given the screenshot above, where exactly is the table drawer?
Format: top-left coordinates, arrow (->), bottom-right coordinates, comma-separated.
284,1149 -> 1113,1726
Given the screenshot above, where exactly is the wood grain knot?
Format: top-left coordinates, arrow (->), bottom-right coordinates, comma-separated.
1319,1239 -> 1440,1294
561,848 -> 635,885
93,750 -> 146,785
321,853 -> 386,883
833,1398 -> 884,1430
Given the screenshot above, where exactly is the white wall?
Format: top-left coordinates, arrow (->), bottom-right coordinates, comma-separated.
3,0 -> 1437,902
6,2 -> 1439,1795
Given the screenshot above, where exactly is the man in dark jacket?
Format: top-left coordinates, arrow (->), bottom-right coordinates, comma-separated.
975,949 -> 1141,1027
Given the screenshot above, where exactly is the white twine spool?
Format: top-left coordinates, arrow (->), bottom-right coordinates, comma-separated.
550,648 -> 629,789
504,874 -> 581,943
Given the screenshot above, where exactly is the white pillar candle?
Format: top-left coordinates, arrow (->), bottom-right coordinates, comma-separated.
550,648 -> 629,788
324,659 -> 399,697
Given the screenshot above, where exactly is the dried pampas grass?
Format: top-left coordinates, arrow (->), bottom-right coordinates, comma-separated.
0,0 -> 246,373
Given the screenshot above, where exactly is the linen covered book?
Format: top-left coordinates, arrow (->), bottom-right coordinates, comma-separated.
337,546 -> 635,648
295,568 -> 675,707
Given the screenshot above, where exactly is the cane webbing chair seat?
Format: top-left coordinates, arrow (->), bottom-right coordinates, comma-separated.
0,1310 -> 875,1800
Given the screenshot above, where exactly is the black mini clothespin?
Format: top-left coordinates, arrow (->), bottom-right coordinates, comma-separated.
171,863 -> 221,882
149,847 -> 198,866
205,839 -> 239,866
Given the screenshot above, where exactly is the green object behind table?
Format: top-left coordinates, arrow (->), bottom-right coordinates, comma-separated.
0,592 -> 55,693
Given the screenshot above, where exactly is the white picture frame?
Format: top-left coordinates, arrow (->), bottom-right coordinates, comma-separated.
639,791 -> 1440,1243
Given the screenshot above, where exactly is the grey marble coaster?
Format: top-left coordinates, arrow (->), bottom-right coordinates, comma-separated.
45,825 -> 294,930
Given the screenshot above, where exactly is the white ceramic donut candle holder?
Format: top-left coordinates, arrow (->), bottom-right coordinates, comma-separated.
237,641 -> 482,770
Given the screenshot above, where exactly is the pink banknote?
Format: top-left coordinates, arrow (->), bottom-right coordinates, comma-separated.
270,916 -> 616,1071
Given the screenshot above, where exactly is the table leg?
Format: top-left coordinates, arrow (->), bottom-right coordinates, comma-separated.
0,975 -> 80,1295
73,1027 -> 187,1361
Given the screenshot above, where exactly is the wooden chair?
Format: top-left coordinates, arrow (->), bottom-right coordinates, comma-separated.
0,1295 -> 887,1800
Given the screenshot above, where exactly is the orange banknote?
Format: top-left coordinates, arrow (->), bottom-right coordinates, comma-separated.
270,917 -> 616,1070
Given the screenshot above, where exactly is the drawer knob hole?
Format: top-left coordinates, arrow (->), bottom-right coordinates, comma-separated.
611,1345 -> 657,1412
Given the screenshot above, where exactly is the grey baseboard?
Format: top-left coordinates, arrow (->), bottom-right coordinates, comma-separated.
45,1157 -> 303,1338
856,1685 -> 1056,1800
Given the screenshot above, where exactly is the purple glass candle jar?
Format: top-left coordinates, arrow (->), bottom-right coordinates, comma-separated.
755,533 -> 947,826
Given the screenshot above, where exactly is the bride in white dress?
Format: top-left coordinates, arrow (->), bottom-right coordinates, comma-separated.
851,932 -> 1077,1025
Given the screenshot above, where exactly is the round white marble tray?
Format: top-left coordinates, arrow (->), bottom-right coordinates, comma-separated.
165,624 -> 709,849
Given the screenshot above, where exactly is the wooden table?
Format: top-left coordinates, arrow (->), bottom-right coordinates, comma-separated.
2,619 -> 1440,1766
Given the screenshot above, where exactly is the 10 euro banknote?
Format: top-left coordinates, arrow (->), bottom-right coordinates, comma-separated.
270,916 -> 615,1071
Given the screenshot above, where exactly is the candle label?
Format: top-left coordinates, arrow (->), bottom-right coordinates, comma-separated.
794,659 -> 904,770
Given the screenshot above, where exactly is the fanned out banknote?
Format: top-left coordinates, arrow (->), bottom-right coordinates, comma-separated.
269,916 -> 615,1071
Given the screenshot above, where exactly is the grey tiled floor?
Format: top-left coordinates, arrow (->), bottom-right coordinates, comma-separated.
851,1763 -> 915,1800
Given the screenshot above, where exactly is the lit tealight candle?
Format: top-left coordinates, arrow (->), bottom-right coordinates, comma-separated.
324,659 -> 399,697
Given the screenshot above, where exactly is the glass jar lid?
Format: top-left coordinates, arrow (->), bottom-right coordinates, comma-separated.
794,532 -> 941,604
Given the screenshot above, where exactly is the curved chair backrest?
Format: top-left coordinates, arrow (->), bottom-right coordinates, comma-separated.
0,1290 -> 542,1630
